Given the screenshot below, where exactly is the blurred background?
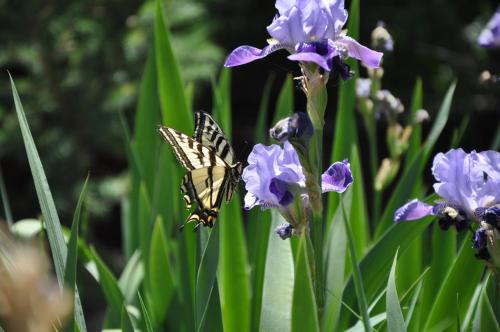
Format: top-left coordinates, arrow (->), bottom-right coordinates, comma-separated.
0,0 -> 499,328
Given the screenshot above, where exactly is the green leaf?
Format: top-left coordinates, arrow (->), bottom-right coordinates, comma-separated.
212,68 -> 232,137
423,239 -> 483,331
218,194 -> 251,332
291,236 -> 319,332
9,74 -> 87,332
421,81 -> 457,167
138,292 -> 154,332
347,145 -> 369,256
259,211 -> 294,332
330,0 -> 359,163
340,217 -> 433,330
272,74 -> 294,125
0,162 -> 13,226
121,306 -> 135,332
387,250 -> 406,332
64,177 -> 89,290
64,177 -> 88,332
196,225 -> 220,332
132,46 -> 161,197
90,247 -> 134,328
341,193 -> 371,332
118,250 -> 144,304
155,0 -> 192,132
148,216 -> 175,324
247,208 -> 272,332
374,153 -> 423,237
321,188 -> 352,332
405,78 -> 423,169
254,74 -> 275,143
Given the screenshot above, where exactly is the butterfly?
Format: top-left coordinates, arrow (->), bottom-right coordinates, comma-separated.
158,112 -> 242,230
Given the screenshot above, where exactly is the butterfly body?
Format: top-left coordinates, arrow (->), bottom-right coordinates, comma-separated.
158,112 -> 241,229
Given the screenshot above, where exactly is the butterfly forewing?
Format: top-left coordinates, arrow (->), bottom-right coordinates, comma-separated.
158,126 -> 226,170
194,112 -> 237,165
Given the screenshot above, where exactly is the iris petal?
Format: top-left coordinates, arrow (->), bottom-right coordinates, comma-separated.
394,199 -> 434,222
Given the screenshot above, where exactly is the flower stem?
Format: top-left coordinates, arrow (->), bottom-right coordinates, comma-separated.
303,68 -> 328,314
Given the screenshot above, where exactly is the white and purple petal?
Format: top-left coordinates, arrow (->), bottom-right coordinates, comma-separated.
321,159 -> 353,193
336,36 -> 383,68
224,44 -> 288,67
478,8 -> 500,48
394,199 -> 434,222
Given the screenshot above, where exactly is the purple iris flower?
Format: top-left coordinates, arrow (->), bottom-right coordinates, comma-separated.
243,141 -> 353,210
321,159 -> 353,193
224,0 -> 383,72
478,8 -> 500,48
394,149 -> 500,223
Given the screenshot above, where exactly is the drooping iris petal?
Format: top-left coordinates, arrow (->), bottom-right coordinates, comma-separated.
336,35 -> 383,68
321,159 -> 353,193
394,199 -> 434,222
224,44 -> 287,67
478,8 -> 500,48
288,52 -> 332,70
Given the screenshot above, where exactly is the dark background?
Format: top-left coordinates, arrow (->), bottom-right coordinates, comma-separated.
0,0 -> 499,327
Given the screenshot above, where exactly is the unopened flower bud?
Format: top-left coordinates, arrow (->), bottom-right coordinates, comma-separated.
414,109 -> 430,123
356,78 -> 372,99
270,112 -> 313,144
371,21 -> 394,52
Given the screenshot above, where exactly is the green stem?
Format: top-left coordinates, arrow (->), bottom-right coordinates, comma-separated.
341,195 -> 372,332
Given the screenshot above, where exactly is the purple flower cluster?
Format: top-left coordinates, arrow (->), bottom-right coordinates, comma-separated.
394,149 -> 500,260
224,0 -> 382,73
243,141 -> 352,211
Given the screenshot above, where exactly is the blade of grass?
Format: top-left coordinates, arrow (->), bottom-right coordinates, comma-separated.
247,208 -> 272,332
90,247 -> 134,328
195,225 -> 220,332
272,74 -> 294,125
155,0 -> 192,132
0,162 -> 13,226
218,194 -> 251,332
421,81 -> 457,167
339,216 -> 433,330
321,189 -> 351,332
254,74 -> 275,143
386,250 -> 406,332
148,216 -> 176,325
138,292 -> 154,332
10,74 -> 87,332
118,250 -> 144,303
330,0 -> 359,165
341,192 -> 371,332
64,177 -> 89,332
291,235 -> 319,332
260,210 -> 294,332
422,239 -> 483,331
121,305 -> 135,332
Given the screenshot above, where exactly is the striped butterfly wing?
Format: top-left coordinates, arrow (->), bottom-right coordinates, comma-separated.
180,166 -> 229,227
158,126 -> 226,170
194,112 -> 237,165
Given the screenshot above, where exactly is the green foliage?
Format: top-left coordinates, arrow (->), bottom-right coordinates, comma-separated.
4,1 -> 498,331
